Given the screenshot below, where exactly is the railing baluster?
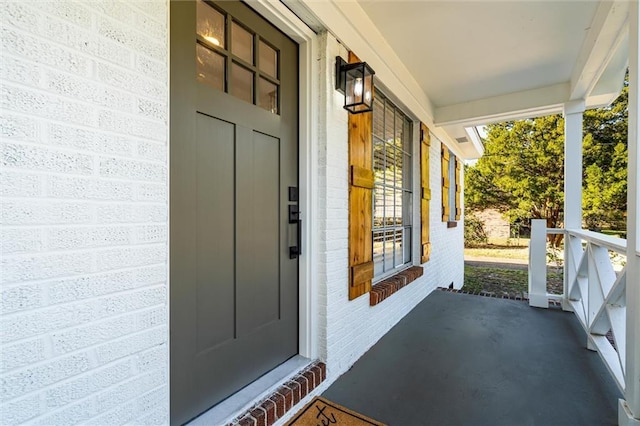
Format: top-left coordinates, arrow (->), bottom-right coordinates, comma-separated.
528,226 -> 628,396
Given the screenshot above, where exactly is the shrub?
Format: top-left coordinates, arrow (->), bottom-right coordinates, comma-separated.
465,214 -> 488,247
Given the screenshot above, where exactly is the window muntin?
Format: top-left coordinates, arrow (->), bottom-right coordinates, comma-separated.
372,92 -> 413,279
195,0 -> 280,114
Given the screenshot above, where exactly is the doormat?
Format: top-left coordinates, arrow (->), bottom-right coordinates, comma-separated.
285,396 -> 386,426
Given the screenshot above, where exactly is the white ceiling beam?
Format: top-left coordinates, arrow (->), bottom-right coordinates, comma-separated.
465,127 -> 485,159
434,83 -> 570,128
588,32 -> 629,106
570,0 -> 630,101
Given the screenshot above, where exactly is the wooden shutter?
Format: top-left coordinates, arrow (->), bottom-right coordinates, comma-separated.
420,123 -> 431,263
441,145 -> 450,222
455,157 -> 461,220
348,52 -> 374,300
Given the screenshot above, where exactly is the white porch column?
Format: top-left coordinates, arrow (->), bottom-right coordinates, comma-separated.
621,1 -> 640,424
562,101 -> 585,312
563,100 -> 585,229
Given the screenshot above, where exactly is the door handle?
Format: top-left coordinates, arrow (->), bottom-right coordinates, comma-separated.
288,205 -> 301,259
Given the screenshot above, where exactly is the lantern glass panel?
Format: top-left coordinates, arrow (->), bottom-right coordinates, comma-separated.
363,71 -> 374,108
345,65 -> 364,107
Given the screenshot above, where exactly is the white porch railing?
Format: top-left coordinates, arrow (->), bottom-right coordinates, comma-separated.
528,219 -> 628,394
528,220 -> 566,308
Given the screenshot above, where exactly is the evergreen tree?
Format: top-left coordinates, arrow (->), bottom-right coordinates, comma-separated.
582,81 -> 628,230
465,116 -> 565,233
465,77 -> 628,234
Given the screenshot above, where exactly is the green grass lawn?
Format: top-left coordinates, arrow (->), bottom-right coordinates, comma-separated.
463,265 -> 563,296
464,247 -> 529,260
485,237 -> 530,246
464,238 -> 530,260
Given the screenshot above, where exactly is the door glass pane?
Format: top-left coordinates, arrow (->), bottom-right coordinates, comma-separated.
197,1 -> 225,48
196,44 -> 224,90
232,22 -> 253,64
258,77 -> 278,114
230,63 -> 253,103
259,41 -> 277,78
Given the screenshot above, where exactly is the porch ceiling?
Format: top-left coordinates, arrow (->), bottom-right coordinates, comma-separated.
360,1 -> 598,109
290,0 -> 630,159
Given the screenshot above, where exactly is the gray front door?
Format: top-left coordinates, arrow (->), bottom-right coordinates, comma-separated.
170,1 -> 299,424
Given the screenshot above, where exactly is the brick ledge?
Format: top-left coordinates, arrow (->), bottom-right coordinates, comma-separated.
228,361 -> 326,426
437,287 -> 562,307
370,266 -> 424,306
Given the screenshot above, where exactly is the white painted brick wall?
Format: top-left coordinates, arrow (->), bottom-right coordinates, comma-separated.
1,4 -> 464,423
315,33 -> 464,379
0,1 -> 168,424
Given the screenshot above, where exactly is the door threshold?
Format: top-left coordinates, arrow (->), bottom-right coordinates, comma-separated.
187,355 -> 312,426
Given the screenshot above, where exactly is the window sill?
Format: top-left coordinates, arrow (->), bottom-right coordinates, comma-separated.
447,221 -> 458,228
369,266 -> 424,306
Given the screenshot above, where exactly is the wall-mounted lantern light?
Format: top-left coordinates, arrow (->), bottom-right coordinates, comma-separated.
335,56 -> 375,114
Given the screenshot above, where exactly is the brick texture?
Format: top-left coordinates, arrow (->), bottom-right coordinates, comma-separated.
438,287 -> 564,308
278,386 -> 294,412
0,1 -> 168,424
370,266 -> 424,306
287,380 -> 302,406
228,362 -> 327,426
270,393 -> 285,418
250,408 -> 267,426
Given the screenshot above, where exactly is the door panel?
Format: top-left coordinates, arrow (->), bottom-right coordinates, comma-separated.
195,113 -> 235,353
170,1 -> 299,424
236,131 -> 281,335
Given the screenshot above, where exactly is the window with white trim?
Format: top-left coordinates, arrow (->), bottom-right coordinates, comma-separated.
372,91 -> 413,279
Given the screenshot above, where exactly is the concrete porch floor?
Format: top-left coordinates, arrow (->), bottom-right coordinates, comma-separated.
323,290 -> 621,426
